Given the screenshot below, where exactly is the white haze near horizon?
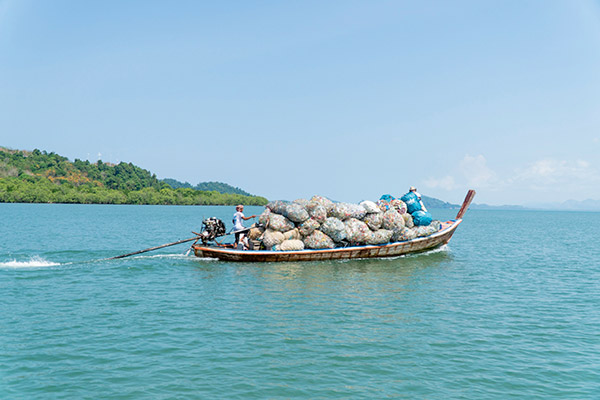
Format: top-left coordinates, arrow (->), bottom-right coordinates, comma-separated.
1,1 -> 600,206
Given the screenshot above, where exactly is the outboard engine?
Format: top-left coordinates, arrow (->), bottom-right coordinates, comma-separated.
199,217 -> 227,244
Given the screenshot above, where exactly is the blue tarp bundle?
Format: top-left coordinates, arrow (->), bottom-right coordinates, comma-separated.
412,210 -> 433,226
379,194 -> 395,203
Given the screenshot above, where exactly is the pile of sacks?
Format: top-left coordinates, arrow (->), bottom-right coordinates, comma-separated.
248,195 -> 443,251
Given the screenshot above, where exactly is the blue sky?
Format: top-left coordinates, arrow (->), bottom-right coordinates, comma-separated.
1,0 -> 599,206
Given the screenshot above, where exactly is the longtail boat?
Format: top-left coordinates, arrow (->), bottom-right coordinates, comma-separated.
192,190 -> 475,262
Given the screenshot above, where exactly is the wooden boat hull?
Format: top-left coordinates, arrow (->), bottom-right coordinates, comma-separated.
192,190 -> 475,263
193,219 -> 461,262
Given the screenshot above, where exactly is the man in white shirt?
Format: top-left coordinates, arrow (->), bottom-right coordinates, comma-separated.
233,205 -> 256,248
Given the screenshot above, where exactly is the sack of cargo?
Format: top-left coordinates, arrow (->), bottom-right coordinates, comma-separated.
305,201 -> 327,223
390,199 -> 407,214
282,203 -> 309,223
293,198 -> 310,208
320,217 -> 347,243
430,220 -> 443,232
415,225 -> 437,237
359,200 -> 381,214
363,212 -> 383,231
379,194 -> 395,202
400,192 -> 422,214
366,229 -> 393,245
266,200 -> 289,214
429,219 -> 442,233
344,218 -> 371,244
382,209 -> 405,231
328,202 -> 351,220
377,199 -> 392,212
268,213 -> 295,232
248,226 -> 265,240
415,226 -> 428,237
277,239 -> 305,251
403,213 -> 414,228
297,218 -> 320,236
392,227 -> 417,242
310,195 -> 335,213
282,228 -> 301,241
412,210 -> 432,226
330,202 -> 366,221
262,229 -> 285,249
303,230 -> 335,249
258,208 -> 271,226
427,224 -> 440,235
348,204 -> 367,220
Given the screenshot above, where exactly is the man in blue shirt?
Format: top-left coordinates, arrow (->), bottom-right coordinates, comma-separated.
401,187 -> 432,226
408,187 -> 427,212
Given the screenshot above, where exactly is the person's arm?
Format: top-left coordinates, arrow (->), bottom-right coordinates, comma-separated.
242,215 -> 256,220
416,193 -> 428,212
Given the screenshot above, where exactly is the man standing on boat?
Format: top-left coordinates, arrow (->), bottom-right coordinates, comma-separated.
233,205 -> 256,248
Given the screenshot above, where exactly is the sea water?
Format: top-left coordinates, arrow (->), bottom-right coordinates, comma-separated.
1,203 -> 599,399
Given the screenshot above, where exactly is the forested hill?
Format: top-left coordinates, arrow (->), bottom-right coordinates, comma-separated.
421,195 -> 459,209
161,179 -> 252,196
0,147 -> 268,205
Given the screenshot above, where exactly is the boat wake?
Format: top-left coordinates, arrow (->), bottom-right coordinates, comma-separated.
0,256 -> 61,269
426,244 -> 449,255
128,253 -> 193,260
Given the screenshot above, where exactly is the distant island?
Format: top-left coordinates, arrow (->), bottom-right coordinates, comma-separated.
161,179 -> 252,196
0,147 -> 268,206
420,195 -> 459,209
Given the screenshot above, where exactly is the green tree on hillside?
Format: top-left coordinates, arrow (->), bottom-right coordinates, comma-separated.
0,147 -> 268,206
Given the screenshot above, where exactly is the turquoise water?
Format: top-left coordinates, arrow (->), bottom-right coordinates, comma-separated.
1,204 -> 599,399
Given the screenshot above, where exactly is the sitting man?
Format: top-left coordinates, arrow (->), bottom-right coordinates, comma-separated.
407,186 -> 427,212
401,187 -> 432,226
